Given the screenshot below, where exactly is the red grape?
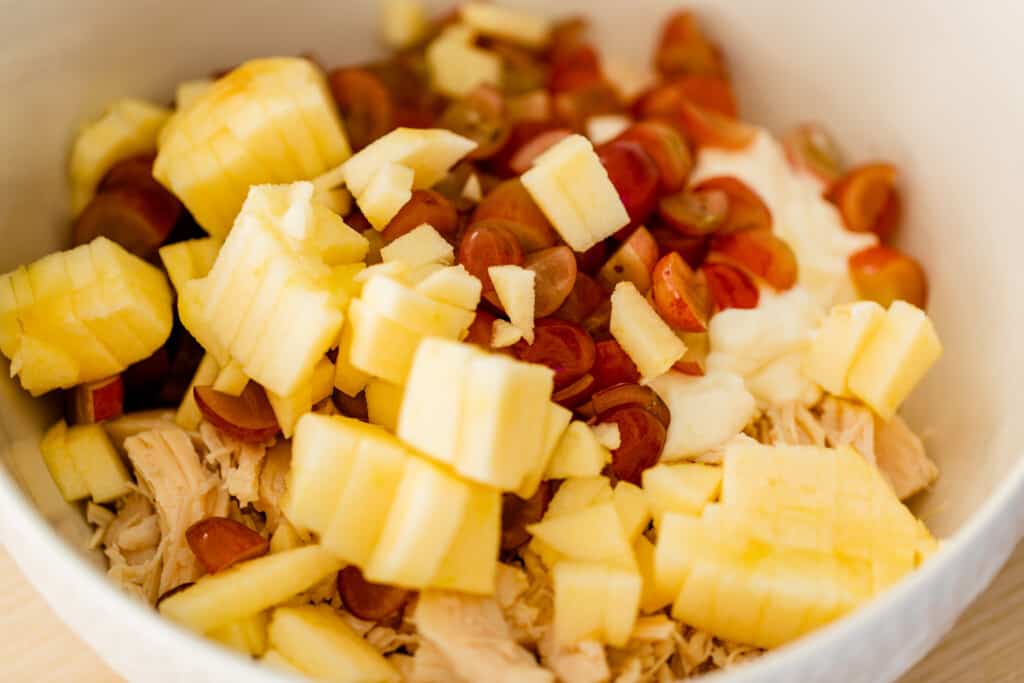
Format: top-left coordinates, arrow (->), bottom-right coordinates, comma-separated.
652,252 -> 712,332
525,246 -> 578,317
691,176 -> 772,234
848,245 -> 927,308
439,84 -> 509,160
591,340 -> 641,393
554,272 -> 605,324
186,517 -> 269,574
194,384 -> 280,443
501,481 -> 553,550
710,228 -> 797,291
582,383 -> 671,428
337,566 -> 411,621
826,163 -> 901,241
614,121 -> 693,193
601,406 -> 667,485
328,68 -> 394,151
472,179 -> 558,251
701,262 -> 759,312
382,189 -> 458,243
597,140 -> 660,224
73,184 -> 182,258
513,318 -> 596,388
457,223 -> 525,292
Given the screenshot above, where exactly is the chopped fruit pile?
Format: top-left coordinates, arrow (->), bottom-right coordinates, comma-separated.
6,3 -> 949,682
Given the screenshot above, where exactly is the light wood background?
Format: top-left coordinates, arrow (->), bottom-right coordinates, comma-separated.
1,544 -> 1022,682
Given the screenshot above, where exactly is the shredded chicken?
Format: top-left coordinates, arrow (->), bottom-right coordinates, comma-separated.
100,493 -> 161,602
818,396 -> 876,464
412,591 -> 554,683
540,632 -> 610,683
123,427 -> 230,600
875,414 -> 938,499
257,440 -> 291,532
763,402 -> 827,447
200,421 -> 270,508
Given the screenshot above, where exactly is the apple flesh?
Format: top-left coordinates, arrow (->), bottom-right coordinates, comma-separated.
597,226 -> 659,293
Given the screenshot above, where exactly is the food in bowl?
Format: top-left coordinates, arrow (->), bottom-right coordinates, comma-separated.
0,1 -> 944,680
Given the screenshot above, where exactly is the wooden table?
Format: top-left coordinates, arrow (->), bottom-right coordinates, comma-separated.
2,544 -> 1022,682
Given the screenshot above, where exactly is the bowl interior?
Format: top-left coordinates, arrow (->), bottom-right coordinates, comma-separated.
1,0 -> 1022,679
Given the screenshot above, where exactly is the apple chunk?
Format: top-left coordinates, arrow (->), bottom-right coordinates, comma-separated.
73,375 -> 124,424
597,226 -> 659,293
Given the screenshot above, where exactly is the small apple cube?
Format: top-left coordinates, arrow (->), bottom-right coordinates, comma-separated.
633,535 -> 671,613
383,0 -> 428,49
39,420 -> 90,502
460,2 -> 551,48
266,356 -> 335,437
380,224 -> 455,269
73,375 -> 124,424
429,483 -> 501,595
286,413 -> 366,533
490,319 -> 523,348
847,301 -> 942,420
527,502 -> 635,569
414,265 -> 482,311
209,611 -> 269,657
515,401 -> 573,498
552,562 -> 642,647
610,281 -> 687,379
803,301 -> 886,396
268,606 -> 400,683
341,127 -> 477,197
212,359 -> 249,396
545,420 -> 612,479
546,476 -> 614,517
356,163 -> 414,231
334,318 -> 372,396
176,353 -> 222,430
652,512 -> 702,613
521,134 -> 630,252
159,545 -> 343,634
158,237 -> 221,294
361,275 -> 475,339
613,481 -> 651,540
65,423 -> 132,503
647,371 -> 757,460
309,204 -> 369,265
489,265 -> 536,343
365,380 -> 405,432
598,226 -> 659,293
345,298 -> 423,385
587,115 -> 632,146
591,423 -> 621,450
426,25 -> 503,98
175,79 -> 213,110
642,462 -> 722,526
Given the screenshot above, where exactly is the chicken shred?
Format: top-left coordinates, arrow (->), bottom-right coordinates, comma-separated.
123,427 -> 229,599
818,396 -> 876,464
199,421 -> 269,508
875,413 -> 938,499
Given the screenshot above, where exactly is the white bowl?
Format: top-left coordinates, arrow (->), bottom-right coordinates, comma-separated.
2,1 -> 1023,681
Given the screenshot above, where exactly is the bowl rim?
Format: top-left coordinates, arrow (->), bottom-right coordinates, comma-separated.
1,426 -> 1022,682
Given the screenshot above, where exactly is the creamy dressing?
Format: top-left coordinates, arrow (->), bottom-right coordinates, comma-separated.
692,130 -> 877,310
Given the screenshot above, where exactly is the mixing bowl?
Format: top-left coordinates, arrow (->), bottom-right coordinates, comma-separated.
1,1 -> 1022,681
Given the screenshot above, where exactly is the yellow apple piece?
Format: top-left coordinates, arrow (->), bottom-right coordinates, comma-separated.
380,223 -> 455,269
361,275 -> 475,339
356,162 -> 414,231
69,97 -> 171,215
159,546 -> 343,634
552,562 -> 641,647
270,521 -> 305,555
490,319 -> 523,348
591,422 -> 621,450
209,611 -> 269,657
488,265 -> 536,343
268,606 -> 400,683
64,423 -> 132,503
515,401 -> 573,499
847,300 -> 942,420
414,265 -> 482,311
341,127 -> 477,197
460,2 -> 551,48
527,502 -> 635,569
267,356 -> 335,438
545,420 -> 611,479
334,317 -> 372,397
613,481 -> 651,541
383,0 -> 428,49
346,298 -> 423,385
175,79 -> 214,110
642,462 -> 722,526
426,25 -> 502,98
546,476 -> 614,517
38,420 -> 90,502
308,204 -> 369,265
286,413 -> 366,533
158,237 -> 221,294
610,281 -> 687,379
365,380 -> 405,432
429,484 -> 501,595
634,535 -> 671,613
212,359 -> 249,396
803,300 -> 886,396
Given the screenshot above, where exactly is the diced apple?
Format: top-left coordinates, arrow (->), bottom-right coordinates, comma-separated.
65,423 -> 132,503
159,546 -> 343,634
212,359 -> 249,396
426,25 -> 503,98
642,462 -> 722,526
176,353 -> 222,430
414,265 -> 482,311
521,135 -> 630,252
39,420 -> 90,502
545,421 -> 612,479
587,115 -> 632,146
334,318 -> 372,397
647,371 -> 757,460
267,356 -> 335,438
209,611 -> 269,657
847,301 -> 942,420
158,237 -> 221,294
270,521 -> 304,554
430,484 -> 501,594
546,476 -> 614,517
310,204 -> 369,265
73,375 -> 124,424
341,127 -> 477,198
598,226 -> 659,293
652,512 -> 700,612
634,535 -> 670,613
321,428 -> 409,566
365,380 -> 405,432
489,265 -> 536,343
527,502 -> 635,569
460,2 -> 551,47
11,335 -> 79,396
356,163 -> 415,231
610,281 -> 687,379
380,224 -> 455,269
803,301 -> 886,396
552,562 -> 641,647
591,423 -> 621,450
364,456 -> 471,587
491,319 -> 523,348
286,413 -> 365,533
383,0 -> 428,49
175,79 -> 213,110
346,298 -> 423,385
613,481 -> 651,541
361,275 -> 475,339
269,606 -> 401,683
515,401 -> 573,498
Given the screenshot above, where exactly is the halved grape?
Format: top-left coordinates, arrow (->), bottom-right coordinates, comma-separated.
457,223 -> 525,292
552,373 -> 596,409
678,102 -> 755,150
591,340 -> 640,393
73,184 -> 182,258
701,262 -> 759,311
553,83 -> 623,132
501,481 -> 553,551
328,67 -> 394,151
614,121 -> 693,193
652,252 -> 712,332
548,42 -> 603,93
654,11 -> 726,79
602,405 -> 668,485
710,228 -> 798,291
513,318 -> 596,388
186,517 -> 270,574
526,246 -> 578,317
597,139 -> 660,224
691,176 -> 772,234
582,383 -> 671,428
472,180 -> 558,251
783,123 -> 844,185
337,566 -> 411,622
439,84 -> 509,160
826,163 -> 901,241
382,189 -> 458,243
634,76 -> 737,121
649,228 -> 709,269
554,272 -> 605,324
848,245 -> 927,308
658,188 -> 729,236
464,309 -> 499,348
194,384 -> 279,443
575,241 -> 609,275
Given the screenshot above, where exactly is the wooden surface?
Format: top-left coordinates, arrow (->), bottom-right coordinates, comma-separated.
1,544 -> 1022,682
